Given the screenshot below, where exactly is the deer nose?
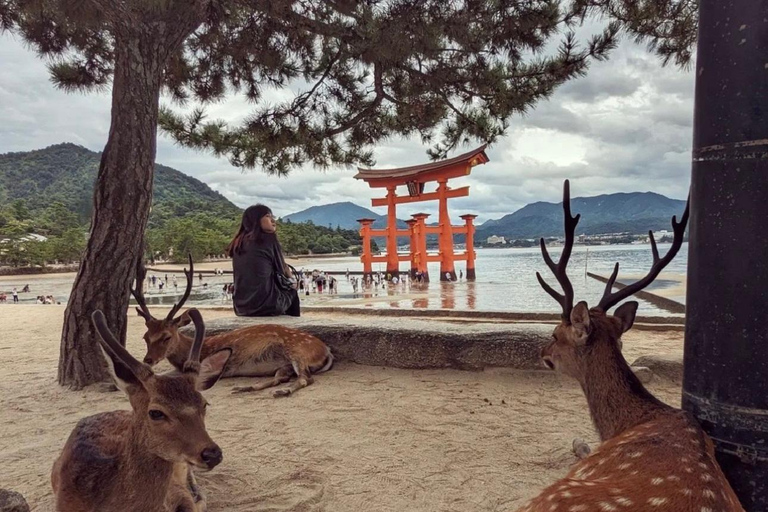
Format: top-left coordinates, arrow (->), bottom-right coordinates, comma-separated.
201,446 -> 223,468
143,356 -> 153,365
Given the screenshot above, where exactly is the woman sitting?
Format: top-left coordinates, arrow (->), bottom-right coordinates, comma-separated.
227,204 -> 300,317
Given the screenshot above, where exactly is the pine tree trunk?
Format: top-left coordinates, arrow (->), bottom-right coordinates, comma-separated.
57,33 -> 166,389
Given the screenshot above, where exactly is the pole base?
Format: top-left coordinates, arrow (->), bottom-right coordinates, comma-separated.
466,268 -> 476,280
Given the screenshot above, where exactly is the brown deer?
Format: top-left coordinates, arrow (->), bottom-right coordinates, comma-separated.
517,181 -> 744,512
51,309 -> 232,512
132,258 -> 333,398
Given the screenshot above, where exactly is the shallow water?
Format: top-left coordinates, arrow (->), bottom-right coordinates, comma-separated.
0,243 -> 687,316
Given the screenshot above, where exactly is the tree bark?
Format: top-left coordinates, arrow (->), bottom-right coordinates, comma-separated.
57,32 -> 167,389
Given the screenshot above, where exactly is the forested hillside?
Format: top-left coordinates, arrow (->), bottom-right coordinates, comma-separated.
0,144 -> 365,266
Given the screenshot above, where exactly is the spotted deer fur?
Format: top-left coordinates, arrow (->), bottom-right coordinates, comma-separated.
143,318 -> 333,398
518,181 -> 744,512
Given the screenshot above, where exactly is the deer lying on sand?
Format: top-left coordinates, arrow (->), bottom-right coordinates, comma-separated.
51,309 -> 231,512
516,181 -> 744,512
132,258 -> 333,398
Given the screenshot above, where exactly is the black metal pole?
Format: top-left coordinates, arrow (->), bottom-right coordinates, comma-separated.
683,2 -> 768,510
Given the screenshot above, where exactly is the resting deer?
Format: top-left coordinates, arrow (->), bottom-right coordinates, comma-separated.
517,181 -> 744,512
132,257 -> 333,398
51,309 -> 232,512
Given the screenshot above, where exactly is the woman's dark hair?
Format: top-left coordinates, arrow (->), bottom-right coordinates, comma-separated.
226,204 -> 276,256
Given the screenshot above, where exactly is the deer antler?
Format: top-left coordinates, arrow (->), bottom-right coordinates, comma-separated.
596,197 -> 690,312
91,310 -> 153,381
166,254 -> 194,322
536,180 -> 581,320
182,308 -> 205,374
130,258 -> 154,320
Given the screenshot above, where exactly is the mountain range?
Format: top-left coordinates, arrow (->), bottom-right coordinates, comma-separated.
0,143 -> 242,228
475,192 -> 687,240
284,193 -> 687,241
283,201 -> 409,232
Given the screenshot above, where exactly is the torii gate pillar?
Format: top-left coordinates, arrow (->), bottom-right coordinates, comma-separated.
357,218 -> 375,280
461,214 -> 478,280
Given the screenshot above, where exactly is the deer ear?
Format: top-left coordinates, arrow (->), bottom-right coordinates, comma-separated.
196,349 -> 232,391
99,346 -> 145,396
613,301 -> 639,333
570,301 -> 591,344
175,311 -> 193,327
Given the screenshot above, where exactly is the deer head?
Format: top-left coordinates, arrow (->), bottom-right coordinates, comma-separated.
537,180 -> 689,384
92,308 -> 231,470
132,255 -> 195,366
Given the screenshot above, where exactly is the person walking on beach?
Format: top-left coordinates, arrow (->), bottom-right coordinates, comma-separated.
459,269 -> 463,280
12,287 -> 18,303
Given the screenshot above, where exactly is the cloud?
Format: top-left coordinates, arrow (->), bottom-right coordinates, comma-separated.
0,29 -> 694,223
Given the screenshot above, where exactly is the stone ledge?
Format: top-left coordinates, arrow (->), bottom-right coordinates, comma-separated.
186,315 -> 553,371
631,354 -> 684,383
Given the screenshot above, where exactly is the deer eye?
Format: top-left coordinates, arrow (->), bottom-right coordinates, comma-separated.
148,410 -> 167,421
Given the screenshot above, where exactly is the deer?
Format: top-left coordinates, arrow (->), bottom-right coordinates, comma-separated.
516,180 -> 744,512
51,308 -> 232,512
131,256 -> 333,398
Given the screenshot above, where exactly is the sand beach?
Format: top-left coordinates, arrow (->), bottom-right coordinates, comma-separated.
0,305 -> 685,511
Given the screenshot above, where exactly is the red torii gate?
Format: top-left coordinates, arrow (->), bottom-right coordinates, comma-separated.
354,145 -> 488,281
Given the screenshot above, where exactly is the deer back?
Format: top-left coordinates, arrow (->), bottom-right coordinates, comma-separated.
190,324 -> 332,378
521,412 -> 743,511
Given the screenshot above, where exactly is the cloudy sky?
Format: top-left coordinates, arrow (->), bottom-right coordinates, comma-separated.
0,28 -> 694,223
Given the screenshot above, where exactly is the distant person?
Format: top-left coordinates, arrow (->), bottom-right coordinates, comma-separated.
445,271 -> 451,281
459,269 -> 463,280
227,204 -> 300,317
12,287 -> 18,303
22,284 -> 30,293
158,281 -> 164,292
165,273 -> 168,283
199,272 -> 204,282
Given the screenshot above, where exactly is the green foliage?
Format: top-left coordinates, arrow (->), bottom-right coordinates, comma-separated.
2,1 -> 697,176
0,144 -> 242,230
276,219 -> 361,255
0,145 -> 363,264
0,144 -> 240,266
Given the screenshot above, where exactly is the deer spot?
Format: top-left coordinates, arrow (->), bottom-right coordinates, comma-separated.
614,497 -> 633,507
